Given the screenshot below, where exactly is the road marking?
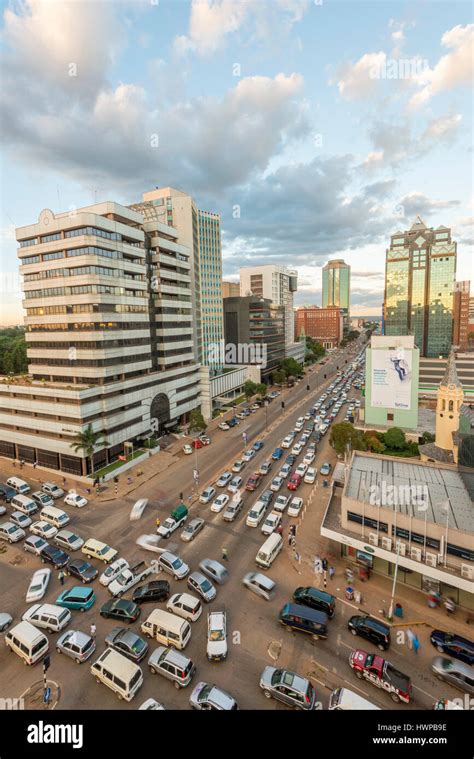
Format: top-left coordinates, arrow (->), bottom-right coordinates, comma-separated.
335,595 -> 359,611
412,684 -> 437,701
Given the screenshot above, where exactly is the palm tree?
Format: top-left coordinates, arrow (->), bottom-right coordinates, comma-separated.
70,424 -> 108,477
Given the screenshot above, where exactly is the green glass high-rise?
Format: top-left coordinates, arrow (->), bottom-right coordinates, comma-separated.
322,259 -> 350,314
384,217 -> 456,358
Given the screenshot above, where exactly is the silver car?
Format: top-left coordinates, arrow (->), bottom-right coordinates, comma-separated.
199,559 -> 229,585
187,571 -> 217,602
0,521 -> 25,543
223,499 -> 243,522
23,535 -> 49,556
190,682 -> 238,710
10,511 -> 32,529
180,518 -> 204,543
0,613 -> 12,632
148,646 -> 195,688
243,572 -> 276,601
158,551 -> 189,580
431,656 -> 474,694
55,529 -> 84,552
56,629 -> 96,664
260,666 -> 318,710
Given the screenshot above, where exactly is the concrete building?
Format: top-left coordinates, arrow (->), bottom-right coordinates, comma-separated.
419,353 -> 474,399
363,335 -> 419,430
322,259 -> 350,315
222,281 -> 240,298
239,265 -> 298,354
453,280 -> 470,352
295,305 -> 343,348
140,188 -> 224,371
0,202 -> 201,475
321,452 -> 474,610
383,217 -> 456,357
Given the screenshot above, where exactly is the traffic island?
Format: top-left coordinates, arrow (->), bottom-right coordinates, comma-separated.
19,679 -> 60,710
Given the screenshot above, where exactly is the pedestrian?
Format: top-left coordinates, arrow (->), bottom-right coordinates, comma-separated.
90,623 -> 96,640
33,461 -> 37,469
322,558 -> 328,572
394,603 -> 404,619
62,477 -> 66,487
58,570 -> 65,586
288,533 -> 292,546
86,487 -> 91,495
406,628 -> 415,650
95,487 -> 100,496
444,598 -> 456,616
221,547 -> 228,561
329,565 -> 335,580
413,636 -> 420,655
12,460 -> 16,468
127,476 -> 132,485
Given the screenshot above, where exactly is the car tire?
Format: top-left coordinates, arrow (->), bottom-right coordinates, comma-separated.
263,690 -> 272,699
355,671 -> 363,679
149,666 -> 156,674
350,629 -> 357,636
391,693 -> 400,703
173,681 -> 181,690
436,645 -> 444,654
75,658 -> 81,665
79,607 -> 85,613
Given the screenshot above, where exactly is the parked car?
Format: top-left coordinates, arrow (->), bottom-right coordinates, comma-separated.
0,521 -> 25,543
431,656 -> 474,694
105,627 -> 149,663
245,473 -> 261,492
42,482 -> 65,499
216,472 -> 232,488
304,467 -> 317,484
259,666 -> 318,710
320,463 -> 332,476
242,449 -> 256,462
285,454 -> 297,467
148,646 -> 196,689
100,598 -> 141,623
82,539 -> 118,564
430,630 -> 474,665
190,682 -> 238,710
158,551 -> 189,580
56,630 -> 96,664
259,460 -> 273,476
54,529 -> 84,552
260,490 -> 274,508
218,422 -> 230,431
231,460 -> 246,473
132,581 -> 170,605
287,474 -> 302,491
279,463 -> 292,479
199,487 -> 216,504
252,441 -> 264,451
187,571 -> 217,603
10,511 -> 32,530
64,492 -> 88,508
31,491 -> 54,509
30,521 -> 57,540
211,494 -> 229,513
295,464 -> 308,478
180,518 -> 205,542
67,559 -> 98,584
287,497 -> 303,517
261,512 -> 281,536
26,568 -> 51,603
182,444 -> 193,455
0,484 -> 16,503
223,498 -> 243,522
348,615 -> 390,651
23,535 -> 49,556
167,593 -> 202,623
199,559 -> 229,585
227,417 -> 239,428
272,448 -> 284,461
227,476 -> 243,494
273,494 -> 289,513
56,586 -> 96,612
207,611 -> 227,661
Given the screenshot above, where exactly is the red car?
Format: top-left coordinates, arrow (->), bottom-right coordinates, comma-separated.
245,473 -> 262,492
287,473 -> 302,491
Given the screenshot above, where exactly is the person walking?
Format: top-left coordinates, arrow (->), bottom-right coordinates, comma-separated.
444,598 -> 456,616
90,623 -> 96,640
406,628 -> 415,651
413,635 -> 420,655
221,547 -> 228,562
58,570 -> 65,586
329,565 -> 335,581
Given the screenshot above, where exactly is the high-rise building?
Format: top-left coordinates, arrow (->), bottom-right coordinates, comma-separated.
0,202 -> 201,474
223,296 -> 285,381
239,265 -> 298,353
222,281 -> 240,298
453,281 -> 470,351
140,187 -> 224,371
364,335 -> 419,430
383,217 -> 457,357
295,306 -> 343,348
322,259 -> 350,314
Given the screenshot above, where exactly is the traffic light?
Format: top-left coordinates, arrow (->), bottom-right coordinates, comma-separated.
306,384 -> 310,391
43,655 -> 50,673
281,401 -> 285,409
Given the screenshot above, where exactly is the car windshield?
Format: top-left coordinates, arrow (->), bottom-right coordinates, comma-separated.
99,545 -> 111,555
29,583 -> 43,592
210,629 -> 225,641
172,558 -> 182,569
201,579 -> 212,592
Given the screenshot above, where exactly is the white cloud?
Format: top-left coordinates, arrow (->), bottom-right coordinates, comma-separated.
333,52 -> 386,100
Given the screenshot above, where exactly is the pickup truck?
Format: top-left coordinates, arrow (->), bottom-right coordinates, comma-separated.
157,505 -> 188,539
108,560 -> 153,597
349,649 -> 413,704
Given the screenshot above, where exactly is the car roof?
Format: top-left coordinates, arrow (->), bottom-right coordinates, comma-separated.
249,573 -> 275,590
62,630 -> 90,646
207,686 -> 235,709
158,646 -> 190,667
63,586 -> 92,598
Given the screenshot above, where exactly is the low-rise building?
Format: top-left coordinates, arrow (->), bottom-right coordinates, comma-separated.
295,306 -> 343,349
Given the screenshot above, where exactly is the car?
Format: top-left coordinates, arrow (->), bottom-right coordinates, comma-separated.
431,656 -> 474,695
148,646 -> 196,689
274,494 -> 289,513
303,452 -> 315,466
26,568 -> 51,603
430,631 -> 474,665
259,490 -> 273,507
187,571 -> 217,602
304,467 -> 317,484
259,460 -> 273,476
252,440 -> 264,451
245,473 -> 261,491
31,491 -> 54,509
207,611 -> 227,661
56,629 -> 96,664
227,476 -> 243,494
99,558 -> 129,586
231,460 -> 246,473
29,520 -> 58,540
299,434 -> 310,447
198,434 -> 211,445
0,613 -> 13,632
348,615 -> 391,651
223,498 -> 243,522
259,667 -> 317,710
139,699 -> 165,710
250,403 -> 261,411
281,435 -> 294,449
227,417 -> 239,428
56,586 -> 96,612
291,442 -> 303,456
320,463 -> 332,476
304,413 -> 311,421
158,551 -> 189,580
261,511 -> 281,536
64,492 -> 88,508
270,476 -> 284,493
278,463 -> 292,479
243,572 -> 276,601
216,472 -> 232,488
0,504 -> 6,516
190,682 -> 238,710
182,444 -> 193,455
287,474 -> 302,491
54,529 -> 84,552
285,454 -> 297,467
218,422 -> 230,430
199,487 -> 216,504
10,511 -> 32,529
0,484 -> 16,503
272,448 -> 284,461
199,559 -> 229,585
67,559 -> 98,583
42,482 -> 65,499
242,449 -> 256,462
0,521 -> 25,543
100,598 -> 141,623
23,535 -> 49,556
105,627 -> 149,662
132,581 -> 170,604
211,494 -> 230,513
180,517 -> 205,542
295,463 -> 308,478
294,418 -> 304,432
82,539 -> 118,564
136,534 -> 161,553
167,592 -> 202,622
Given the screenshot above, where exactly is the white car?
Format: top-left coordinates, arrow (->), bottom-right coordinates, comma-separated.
218,422 -> 230,431
303,452 -> 315,466
42,482 -> 65,499
287,497 -> 303,517
295,463 -> 308,478
139,699 -> 165,711
278,463 -> 291,479
231,460 -> 245,473
304,467 -> 317,484
273,494 -> 289,513
294,418 -> 304,432
183,444 -> 193,455
281,435 -> 294,449
270,477 -> 283,492
227,476 -> 243,494
135,534 -> 161,553
291,442 -> 303,456
0,522 -> 25,543
216,472 -> 232,488
26,568 -> 51,603
199,487 -> 216,504
207,611 -> 227,661
64,492 -> 88,508
30,521 -> 58,540
10,511 -> 32,529
261,511 -> 281,536
129,498 -> 148,521
23,535 -> 49,556
211,494 -> 230,513
242,449 -> 256,462
99,558 -> 129,587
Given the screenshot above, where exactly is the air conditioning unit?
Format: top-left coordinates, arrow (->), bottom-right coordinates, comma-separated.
437,554 -> 444,564
461,564 -> 474,580
381,537 -> 392,551
425,552 -> 438,567
395,541 -> 406,556
369,532 -> 378,546
410,547 -> 422,561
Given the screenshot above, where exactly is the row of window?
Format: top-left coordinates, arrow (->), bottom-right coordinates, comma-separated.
24,265 -> 142,282
25,285 -> 146,299
27,304 -> 148,316
27,338 -> 150,350
30,354 -> 150,367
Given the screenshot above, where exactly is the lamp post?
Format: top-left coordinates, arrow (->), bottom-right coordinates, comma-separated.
388,542 -> 402,621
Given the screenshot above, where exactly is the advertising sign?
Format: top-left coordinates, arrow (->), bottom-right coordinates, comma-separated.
372,348 -> 412,410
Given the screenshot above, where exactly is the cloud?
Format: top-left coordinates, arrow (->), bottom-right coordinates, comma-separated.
409,24 -> 474,107
396,192 -> 460,219
332,52 -> 387,101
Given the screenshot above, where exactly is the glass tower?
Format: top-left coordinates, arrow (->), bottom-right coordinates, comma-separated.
322,259 -> 350,313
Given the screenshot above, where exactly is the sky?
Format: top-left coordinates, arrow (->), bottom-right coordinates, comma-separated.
0,0 -> 472,323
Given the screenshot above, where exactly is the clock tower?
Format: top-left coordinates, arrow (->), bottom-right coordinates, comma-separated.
435,348 -> 464,454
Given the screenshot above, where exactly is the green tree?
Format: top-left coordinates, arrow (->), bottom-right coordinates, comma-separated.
421,431 -> 435,444
256,383 -> 267,398
70,423 -> 108,476
272,369 -> 286,386
365,435 -> 385,454
243,380 -> 258,400
306,337 -> 325,359
0,329 -> 28,375
383,427 -> 406,450
329,422 -> 366,455
189,408 -> 207,433
281,358 -> 303,378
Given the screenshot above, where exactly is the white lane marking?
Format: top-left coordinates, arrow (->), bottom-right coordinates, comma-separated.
412,684 -> 438,701
336,596 -> 359,611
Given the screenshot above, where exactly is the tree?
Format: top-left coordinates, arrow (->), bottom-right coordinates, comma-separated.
281,358 -> 303,377
70,424 -> 108,476
421,431 -> 435,444
329,422 -> 366,455
383,427 -> 406,450
365,435 -> 385,454
272,369 -> 286,386
256,383 -> 267,398
189,408 -> 207,433
243,380 -> 258,400
306,337 -> 325,359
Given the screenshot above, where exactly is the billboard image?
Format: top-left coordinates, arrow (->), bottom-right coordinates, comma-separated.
371,348 -> 412,410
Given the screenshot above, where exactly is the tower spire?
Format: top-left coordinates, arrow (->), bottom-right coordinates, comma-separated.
440,347 -> 462,389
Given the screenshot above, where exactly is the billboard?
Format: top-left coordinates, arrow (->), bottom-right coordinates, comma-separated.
371,348 -> 412,410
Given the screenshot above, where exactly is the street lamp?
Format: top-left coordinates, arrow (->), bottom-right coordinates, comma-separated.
388,542 -> 402,621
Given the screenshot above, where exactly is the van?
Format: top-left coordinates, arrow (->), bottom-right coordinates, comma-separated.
141,609 -> 192,650
329,687 -> 380,710
279,603 -> 328,640
11,494 -> 38,517
5,621 -> 49,665
256,533 -> 283,569
293,586 -> 336,618
91,648 -> 143,702
6,477 -> 30,495
40,505 -> 70,529
22,603 -> 71,633
246,500 -> 267,527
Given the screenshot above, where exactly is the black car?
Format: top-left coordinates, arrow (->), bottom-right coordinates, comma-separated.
67,559 -> 99,584
41,544 -> 70,569
0,484 -> 16,503
285,454 -> 297,467
100,598 -> 141,624
132,580 -> 170,604
260,490 -> 274,508
293,587 -> 336,618
104,627 -> 149,662
348,615 -> 391,651
430,630 -> 474,665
